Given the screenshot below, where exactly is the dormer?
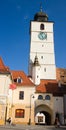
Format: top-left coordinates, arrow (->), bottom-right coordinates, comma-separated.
14,77 -> 22,83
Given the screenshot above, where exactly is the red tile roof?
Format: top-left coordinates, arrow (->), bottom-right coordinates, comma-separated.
11,70 -> 34,86
36,79 -> 57,92
36,79 -> 66,96
0,57 -> 10,73
0,57 -> 34,87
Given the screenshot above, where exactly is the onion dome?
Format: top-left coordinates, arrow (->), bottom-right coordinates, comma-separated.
34,6 -> 48,22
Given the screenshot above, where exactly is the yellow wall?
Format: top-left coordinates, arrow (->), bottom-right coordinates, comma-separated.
10,86 -> 35,124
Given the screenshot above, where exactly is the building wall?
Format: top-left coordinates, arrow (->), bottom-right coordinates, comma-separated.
34,93 -> 54,124
11,86 -> 35,124
34,93 -> 53,109
0,75 -> 11,95
0,74 -> 12,125
64,95 -> 66,117
53,96 -> 64,124
31,22 -> 53,32
30,53 -> 55,65
32,65 -> 40,85
29,21 -> 56,80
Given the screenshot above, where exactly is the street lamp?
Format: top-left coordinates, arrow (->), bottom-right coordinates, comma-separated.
29,94 -> 35,125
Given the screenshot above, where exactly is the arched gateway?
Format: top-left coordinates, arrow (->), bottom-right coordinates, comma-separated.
35,104 -> 53,125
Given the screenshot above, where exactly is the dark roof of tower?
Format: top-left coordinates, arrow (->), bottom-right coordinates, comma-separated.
34,10 -> 48,22
33,55 -> 40,66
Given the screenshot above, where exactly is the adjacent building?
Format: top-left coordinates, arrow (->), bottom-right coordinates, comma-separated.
0,57 -> 11,125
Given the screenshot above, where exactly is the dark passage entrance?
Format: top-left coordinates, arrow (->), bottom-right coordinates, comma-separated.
41,111 -> 51,125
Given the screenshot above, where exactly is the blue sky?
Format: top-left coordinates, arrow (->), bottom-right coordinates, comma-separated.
0,0 -> 66,74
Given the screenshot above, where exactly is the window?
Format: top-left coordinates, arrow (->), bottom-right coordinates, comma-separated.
14,77 -> 22,83
38,95 -> 43,100
37,75 -> 39,78
17,77 -> 22,83
15,109 -> 25,118
45,95 -> 51,100
44,68 -> 46,72
42,44 -> 44,47
19,91 -> 24,100
38,116 -> 43,123
14,78 -> 17,83
41,56 -> 43,59
40,24 -> 44,30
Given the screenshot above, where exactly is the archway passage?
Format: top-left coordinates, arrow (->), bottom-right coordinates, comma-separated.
35,105 -> 52,125
41,111 -> 51,125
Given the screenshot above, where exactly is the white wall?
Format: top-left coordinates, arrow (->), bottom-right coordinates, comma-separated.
40,65 -> 56,79
30,42 -> 54,53
31,22 -> 53,32
30,53 -> 55,65
12,86 -> 35,105
32,66 -> 40,85
31,32 -> 53,43
0,75 -> 11,95
29,21 -> 56,80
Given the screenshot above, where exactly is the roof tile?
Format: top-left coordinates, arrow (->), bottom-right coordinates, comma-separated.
36,79 -> 66,95
11,70 -> 34,86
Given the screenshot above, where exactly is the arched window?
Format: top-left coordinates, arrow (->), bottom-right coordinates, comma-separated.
40,24 -> 44,30
15,109 -> 25,118
45,95 -> 51,100
38,95 -> 43,100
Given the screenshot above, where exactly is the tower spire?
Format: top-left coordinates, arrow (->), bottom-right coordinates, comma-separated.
40,2 -> 42,12
34,2 -> 48,22
33,55 -> 40,66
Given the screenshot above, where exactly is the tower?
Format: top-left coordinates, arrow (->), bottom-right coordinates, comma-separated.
32,55 -> 40,85
29,7 -> 56,81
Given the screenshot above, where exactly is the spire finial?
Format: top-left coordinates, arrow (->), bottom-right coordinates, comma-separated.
40,2 -> 42,12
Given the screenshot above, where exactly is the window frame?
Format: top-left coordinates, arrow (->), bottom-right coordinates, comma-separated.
19,91 -> 24,100
15,109 -> 25,118
45,95 -> 51,100
40,24 -> 44,30
38,95 -> 43,100
17,77 -> 22,83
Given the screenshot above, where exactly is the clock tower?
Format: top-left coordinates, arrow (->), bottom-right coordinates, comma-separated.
29,8 -> 56,82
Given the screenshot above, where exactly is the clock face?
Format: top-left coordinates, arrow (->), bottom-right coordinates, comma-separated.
38,32 -> 47,40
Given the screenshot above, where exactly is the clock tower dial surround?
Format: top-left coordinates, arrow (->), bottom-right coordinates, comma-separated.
38,32 -> 47,40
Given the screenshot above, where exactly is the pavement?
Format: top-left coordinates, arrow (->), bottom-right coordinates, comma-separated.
0,124 -> 66,130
